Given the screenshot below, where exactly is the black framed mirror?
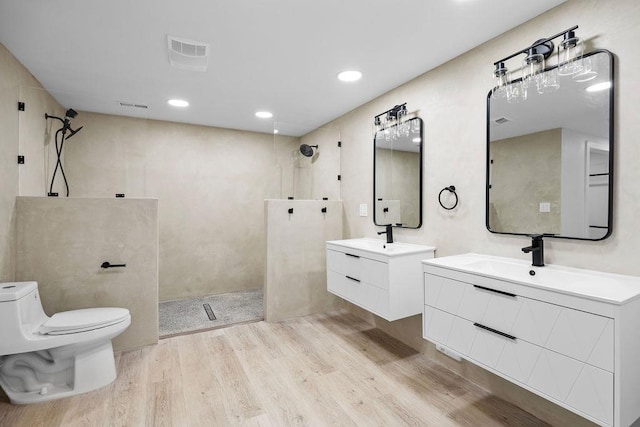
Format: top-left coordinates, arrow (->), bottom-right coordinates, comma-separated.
486,49 -> 614,240
374,117 -> 423,229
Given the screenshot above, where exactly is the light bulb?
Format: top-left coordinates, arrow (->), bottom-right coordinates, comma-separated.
522,50 -> 545,85
492,62 -> 510,99
558,31 -> 584,76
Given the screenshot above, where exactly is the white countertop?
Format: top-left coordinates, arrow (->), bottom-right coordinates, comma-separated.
423,253 -> 640,305
327,238 -> 435,258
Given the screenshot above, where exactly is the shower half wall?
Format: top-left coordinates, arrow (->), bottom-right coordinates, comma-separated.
15,196 -> 159,351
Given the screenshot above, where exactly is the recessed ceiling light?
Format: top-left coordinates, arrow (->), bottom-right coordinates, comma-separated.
586,81 -> 612,92
337,70 -> 362,82
167,99 -> 189,107
273,129 -> 279,134
255,111 -> 273,118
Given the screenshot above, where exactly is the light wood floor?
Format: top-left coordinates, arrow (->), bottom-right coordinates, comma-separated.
0,310 -> 550,426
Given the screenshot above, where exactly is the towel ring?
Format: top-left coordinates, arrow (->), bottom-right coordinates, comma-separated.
438,185 -> 458,210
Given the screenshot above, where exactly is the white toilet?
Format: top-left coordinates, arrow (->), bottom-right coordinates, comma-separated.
0,281 -> 131,404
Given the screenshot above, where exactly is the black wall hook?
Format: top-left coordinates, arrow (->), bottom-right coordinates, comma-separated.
101,261 -> 126,269
321,207 -> 327,213
288,208 -> 294,214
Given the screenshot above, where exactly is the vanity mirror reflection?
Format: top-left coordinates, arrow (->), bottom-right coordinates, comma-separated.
374,117 -> 422,229
486,50 -> 614,240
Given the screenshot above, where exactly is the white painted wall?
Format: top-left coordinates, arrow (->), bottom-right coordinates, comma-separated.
560,128 -> 608,238
324,1 -> 640,424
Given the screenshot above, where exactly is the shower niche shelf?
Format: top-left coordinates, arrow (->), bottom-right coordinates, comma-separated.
326,238 -> 435,321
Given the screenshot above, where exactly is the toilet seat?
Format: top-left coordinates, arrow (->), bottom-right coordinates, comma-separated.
39,307 -> 130,335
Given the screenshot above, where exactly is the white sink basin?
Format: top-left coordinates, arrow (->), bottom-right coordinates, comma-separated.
326,238 -> 435,257
423,253 -> 640,304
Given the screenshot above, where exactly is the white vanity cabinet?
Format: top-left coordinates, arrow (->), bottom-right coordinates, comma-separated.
326,238 -> 435,321
422,253 -> 640,427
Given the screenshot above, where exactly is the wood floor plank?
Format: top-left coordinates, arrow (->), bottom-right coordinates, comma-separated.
58,379 -> 113,426
246,321 -> 292,359
145,338 -> 188,427
105,346 -> 150,427
235,346 -> 318,426
0,309 -> 571,426
176,332 -> 228,426
206,334 -> 263,423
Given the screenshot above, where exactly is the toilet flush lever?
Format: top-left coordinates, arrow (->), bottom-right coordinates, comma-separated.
101,261 -> 126,269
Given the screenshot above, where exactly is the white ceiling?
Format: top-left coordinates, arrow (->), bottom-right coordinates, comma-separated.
0,0 -> 566,136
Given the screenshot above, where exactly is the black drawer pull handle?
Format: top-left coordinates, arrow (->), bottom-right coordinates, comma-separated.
474,323 -> 516,341
345,275 -> 361,283
345,253 -> 360,258
473,285 -> 516,298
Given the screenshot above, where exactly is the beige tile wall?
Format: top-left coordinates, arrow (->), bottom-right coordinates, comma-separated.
0,45 -> 19,283
0,43 -> 65,282
264,199 -> 343,322
15,197 -> 159,351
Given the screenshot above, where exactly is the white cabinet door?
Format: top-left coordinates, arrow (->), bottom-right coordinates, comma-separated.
495,338 -> 542,384
527,349 -> 585,402
361,258 -> 389,290
468,325 -> 508,369
544,308 -> 614,372
423,305 -> 455,346
566,363 -> 614,426
424,274 -> 468,314
511,297 -> 562,347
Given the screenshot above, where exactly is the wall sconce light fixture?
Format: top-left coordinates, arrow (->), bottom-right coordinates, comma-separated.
374,103 -> 418,141
491,25 -> 590,103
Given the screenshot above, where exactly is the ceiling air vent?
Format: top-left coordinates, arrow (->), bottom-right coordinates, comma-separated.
493,116 -> 511,125
119,101 -> 148,109
167,35 -> 209,72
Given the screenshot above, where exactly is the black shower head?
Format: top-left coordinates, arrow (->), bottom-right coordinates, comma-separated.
65,109 -> 78,119
65,126 -> 83,140
299,144 -> 318,158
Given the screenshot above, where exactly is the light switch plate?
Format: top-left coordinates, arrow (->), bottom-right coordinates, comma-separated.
539,202 -> 551,213
359,203 -> 368,217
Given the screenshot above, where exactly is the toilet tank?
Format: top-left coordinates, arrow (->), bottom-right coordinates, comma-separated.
0,282 -> 49,356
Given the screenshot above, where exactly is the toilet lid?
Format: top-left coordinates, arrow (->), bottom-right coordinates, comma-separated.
40,307 -> 130,335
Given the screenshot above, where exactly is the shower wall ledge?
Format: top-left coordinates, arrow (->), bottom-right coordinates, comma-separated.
15,196 -> 159,351
264,199 -> 343,322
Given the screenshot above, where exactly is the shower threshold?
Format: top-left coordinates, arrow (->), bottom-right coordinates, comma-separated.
159,288 -> 263,338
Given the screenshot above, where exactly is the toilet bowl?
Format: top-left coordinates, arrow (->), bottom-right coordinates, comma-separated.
0,281 -> 131,404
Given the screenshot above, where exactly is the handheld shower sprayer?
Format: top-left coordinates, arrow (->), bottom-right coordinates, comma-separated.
45,108 -> 83,197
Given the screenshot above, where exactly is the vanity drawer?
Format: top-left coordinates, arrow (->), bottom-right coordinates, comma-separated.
528,349 -> 613,426
425,273 -> 552,344
327,249 -> 389,290
424,304 -> 540,382
327,270 -> 389,316
424,273 -> 614,372
424,305 -> 613,426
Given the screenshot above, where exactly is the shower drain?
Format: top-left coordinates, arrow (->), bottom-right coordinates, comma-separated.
203,303 -> 217,321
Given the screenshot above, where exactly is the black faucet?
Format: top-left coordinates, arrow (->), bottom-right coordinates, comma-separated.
377,224 -> 394,244
522,234 -> 544,267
